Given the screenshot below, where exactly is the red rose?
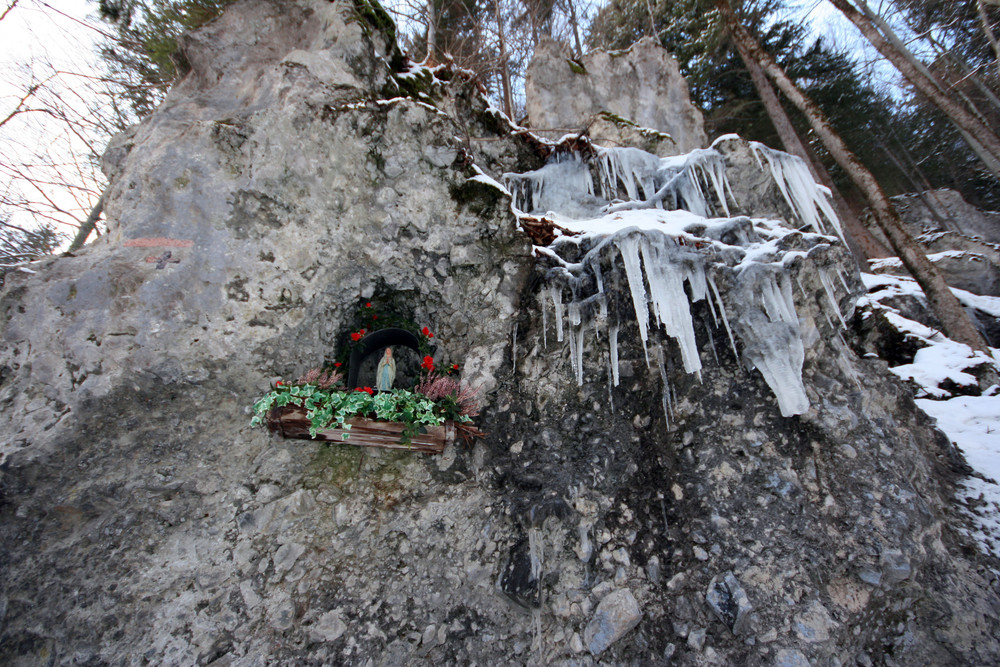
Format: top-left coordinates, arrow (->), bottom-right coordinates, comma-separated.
355,386 -> 373,394
421,355 -> 434,370
351,332 -> 362,342
452,364 -> 459,370
334,362 -> 342,367
365,302 -> 372,308
421,326 -> 433,338
275,381 -> 283,386
361,329 -> 366,334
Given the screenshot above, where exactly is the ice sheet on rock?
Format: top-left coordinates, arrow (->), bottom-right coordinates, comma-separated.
729,264 -> 809,416
749,142 -> 842,239
503,152 -> 602,218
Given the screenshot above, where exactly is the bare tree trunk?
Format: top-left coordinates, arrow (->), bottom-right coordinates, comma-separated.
827,0 -> 1000,177
564,0 -> 584,58
732,29 -> 889,260
494,0 -> 514,118
717,0 -> 989,351
67,190 -> 105,253
0,0 -> 19,22
977,0 -> 1000,77
426,0 -> 437,63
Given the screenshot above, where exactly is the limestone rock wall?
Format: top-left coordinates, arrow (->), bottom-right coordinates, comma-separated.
0,2 -> 998,665
524,37 -> 707,154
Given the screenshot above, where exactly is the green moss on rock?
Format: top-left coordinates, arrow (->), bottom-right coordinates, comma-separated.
566,58 -> 587,75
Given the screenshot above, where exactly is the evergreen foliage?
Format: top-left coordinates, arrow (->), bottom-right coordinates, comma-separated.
0,219 -> 62,288
96,0 -> 238,117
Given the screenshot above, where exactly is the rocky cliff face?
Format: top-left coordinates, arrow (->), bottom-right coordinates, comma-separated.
524,37 -> 707,154
1,1 -> 998,665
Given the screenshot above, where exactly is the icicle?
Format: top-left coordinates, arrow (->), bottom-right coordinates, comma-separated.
705,319 -> 720,365
819,269 -> 846,328
616,234 -> 651,364
551,288 -> 565,342
606,357 -> 616,415
638,234 -> 703,377
731,267 -> 809,416
835,265 -> 850,291
575,325 -> 586,386
596,147 -> 662,202
593,261 -> 608,319
609,323 -> 620,387
708,273 -> 739,361
653,345 -> 673,426
749,142 -> 843,239
541,290 -> 548,349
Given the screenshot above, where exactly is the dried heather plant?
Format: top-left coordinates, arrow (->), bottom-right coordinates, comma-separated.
297,368 -> 343,389
415,371 -> 480,417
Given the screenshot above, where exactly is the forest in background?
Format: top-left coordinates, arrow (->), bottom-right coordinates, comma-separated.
1,0 -> 999,272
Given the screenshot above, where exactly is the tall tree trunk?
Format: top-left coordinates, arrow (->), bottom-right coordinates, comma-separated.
564,0 -> 584,58
826,0 -> 1000,178
977,0 -> 1000,77
426,0 -> 437,63
732,31 -> 888,260
716,0 -> 989,351
494,0 -> 514,118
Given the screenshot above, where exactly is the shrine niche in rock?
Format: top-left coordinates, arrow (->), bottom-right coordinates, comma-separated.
251,304 -> 481,454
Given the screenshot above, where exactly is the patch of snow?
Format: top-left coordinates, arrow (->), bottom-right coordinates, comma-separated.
860,272 -> 1000,557
917,392 -> 1000,558
890,341 -> 989,398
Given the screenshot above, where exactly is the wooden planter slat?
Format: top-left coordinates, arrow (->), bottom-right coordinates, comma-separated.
266,405 -> 452,454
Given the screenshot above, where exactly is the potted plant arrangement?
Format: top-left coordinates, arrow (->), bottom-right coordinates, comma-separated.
250,305 -> 482,453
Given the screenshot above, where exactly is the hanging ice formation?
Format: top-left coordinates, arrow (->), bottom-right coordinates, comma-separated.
504,137 -> 852,418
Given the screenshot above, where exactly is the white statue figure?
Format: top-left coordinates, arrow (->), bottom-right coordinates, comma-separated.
376,347 -> 396,391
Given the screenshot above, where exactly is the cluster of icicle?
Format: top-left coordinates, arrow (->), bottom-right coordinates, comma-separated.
540,226 -> 813,418
504,138 -> 848,418
502,146 -> 734,220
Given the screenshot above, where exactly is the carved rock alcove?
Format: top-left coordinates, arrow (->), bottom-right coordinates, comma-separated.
346,327 -> 429,390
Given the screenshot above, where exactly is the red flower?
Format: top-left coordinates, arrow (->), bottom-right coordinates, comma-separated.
365,302 -> 372,308
275,380 -> 284,386
356,386 -> 373,394
421,355 -> 435,370
334,362 -> 342,368
361,329 -> 366,334
452,364 -> 459,370
421,326 -> 433,338
351,332 -> 362,342
372,315 -> 378,320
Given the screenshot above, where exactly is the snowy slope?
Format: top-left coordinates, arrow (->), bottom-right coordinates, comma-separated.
861,272 -> 1000,557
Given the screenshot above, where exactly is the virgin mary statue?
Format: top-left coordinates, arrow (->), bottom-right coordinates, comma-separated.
376,347 -> 396,391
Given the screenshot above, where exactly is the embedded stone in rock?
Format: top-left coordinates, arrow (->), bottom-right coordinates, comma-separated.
310,610 -> 347,643
881,549 -> 912,586
499,538 -> 539,608
773,648 -> 812,667
793,600 -> 838,643
706,571 -> 753,635
584,588 -> 642,655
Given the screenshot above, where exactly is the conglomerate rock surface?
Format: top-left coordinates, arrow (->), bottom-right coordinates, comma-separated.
0,1 -> 998,665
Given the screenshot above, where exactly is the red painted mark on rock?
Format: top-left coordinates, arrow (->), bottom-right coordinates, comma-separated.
124,237 -> 194,248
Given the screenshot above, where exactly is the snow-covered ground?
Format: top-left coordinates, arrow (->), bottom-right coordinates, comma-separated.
861,272 -> 1000,558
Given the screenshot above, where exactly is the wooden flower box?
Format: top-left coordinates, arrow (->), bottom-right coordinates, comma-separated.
266,405 -> 453,454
